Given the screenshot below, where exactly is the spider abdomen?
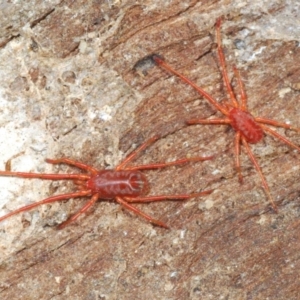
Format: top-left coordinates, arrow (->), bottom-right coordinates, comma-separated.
229,108 -> 264,143
87,170 -> 149,198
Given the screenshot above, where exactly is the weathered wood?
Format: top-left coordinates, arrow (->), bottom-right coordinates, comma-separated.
0,0 -> 300,299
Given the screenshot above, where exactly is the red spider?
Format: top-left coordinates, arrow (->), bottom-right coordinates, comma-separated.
0,136 -> 213,229
152,18 -> 300,210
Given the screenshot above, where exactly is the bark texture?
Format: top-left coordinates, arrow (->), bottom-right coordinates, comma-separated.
0,0 -> 300,299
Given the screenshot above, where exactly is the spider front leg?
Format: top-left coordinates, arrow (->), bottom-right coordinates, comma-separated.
125,156 -> 214,171
116,136 -> 159,170
46,158 -> 100,175
0,169 -> 90,181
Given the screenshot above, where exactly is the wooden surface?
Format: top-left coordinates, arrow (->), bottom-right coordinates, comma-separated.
0,0 -> 300,299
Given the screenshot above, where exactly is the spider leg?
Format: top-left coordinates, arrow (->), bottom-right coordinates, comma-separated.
241,137 -> 278,211
187,118 -> 231,125
215,18 -> 239,108
0,190 -> 91,224
46,158 -> 99,175
152,55 -> 229,116
124,190 -> 213,203
256,118 -> 300,133
116,136 -> 159,170
115,196 -> 168,228
0,170 -> 90,181
58,193 -> 100,229
233,66 -> 248,110
234,131 -> 243,183
260,124 -> 300,152
125,156 -> 213,171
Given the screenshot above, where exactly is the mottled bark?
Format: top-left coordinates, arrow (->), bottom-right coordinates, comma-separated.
0,1 -> 300,299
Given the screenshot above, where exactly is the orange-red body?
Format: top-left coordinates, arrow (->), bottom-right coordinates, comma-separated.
86,170 -> 149,198
229,108 -> 264,144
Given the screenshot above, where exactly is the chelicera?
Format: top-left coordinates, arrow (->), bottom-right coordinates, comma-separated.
152,18 -> 300,210
0,136 -> 213,229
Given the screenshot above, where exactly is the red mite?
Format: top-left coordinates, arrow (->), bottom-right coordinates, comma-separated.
152,18 -> 300,210
0,136 -> 213,229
